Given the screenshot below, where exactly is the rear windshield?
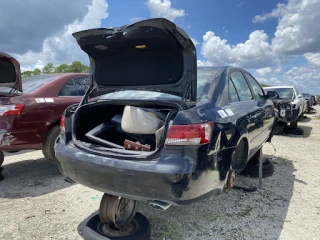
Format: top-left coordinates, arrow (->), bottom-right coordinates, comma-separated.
264,88 -> 295,99
22,75 -> 59,93
99,68 -> 218,101
0,58 -> 15,84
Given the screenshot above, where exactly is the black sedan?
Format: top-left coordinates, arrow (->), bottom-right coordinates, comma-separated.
55,18 -> 275,238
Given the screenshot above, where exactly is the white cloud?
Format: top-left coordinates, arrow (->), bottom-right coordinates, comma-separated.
199,30 -> 274,69
12,0 -> 108,71
304,53 -> 320,67
255,67 -> 272,76
190,38 -> 199,46
146,0 -> 185,22
254,0 -> 320,55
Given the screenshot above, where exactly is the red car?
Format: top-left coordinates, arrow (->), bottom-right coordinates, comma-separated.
0,52 -> 89,166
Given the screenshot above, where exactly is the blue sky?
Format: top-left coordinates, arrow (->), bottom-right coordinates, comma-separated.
2,0 -> 320,94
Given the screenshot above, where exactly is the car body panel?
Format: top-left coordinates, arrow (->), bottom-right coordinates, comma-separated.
56,66 -> 275,205
0,74 -> 89,150
73,18 -> 197,101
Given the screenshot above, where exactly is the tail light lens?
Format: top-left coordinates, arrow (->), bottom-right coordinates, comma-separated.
0,104 -> 24,116
60,115 -> 65,133
165,122 -> 213,146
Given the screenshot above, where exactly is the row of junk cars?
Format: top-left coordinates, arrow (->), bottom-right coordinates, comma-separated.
0,18 -> 319,240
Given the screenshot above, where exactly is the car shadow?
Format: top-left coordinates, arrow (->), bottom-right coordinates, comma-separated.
0,158 -> 73,199
299,116 -> 311,123
284,125 -> 313,138
76,156 -> 295,240
3,150 -> 38,157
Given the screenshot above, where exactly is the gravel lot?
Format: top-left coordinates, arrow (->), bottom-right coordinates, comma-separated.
1,106 -> 319,240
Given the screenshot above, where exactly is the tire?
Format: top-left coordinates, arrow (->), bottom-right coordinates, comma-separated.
83,212 -> 151,240
0,151 -> 4,167
240,158 -> 274,178
42,125 -> 60,162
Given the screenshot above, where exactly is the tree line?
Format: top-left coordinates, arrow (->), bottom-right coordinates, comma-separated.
21,61 -> 89,79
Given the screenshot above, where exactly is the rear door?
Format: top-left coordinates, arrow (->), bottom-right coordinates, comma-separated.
229,71 -> 261,156
243,72 -> 273,145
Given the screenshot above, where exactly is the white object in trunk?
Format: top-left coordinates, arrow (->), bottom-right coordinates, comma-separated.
121,106 -> 164,134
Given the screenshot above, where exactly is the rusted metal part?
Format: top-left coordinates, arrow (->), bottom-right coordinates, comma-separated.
224,168 -> 235,192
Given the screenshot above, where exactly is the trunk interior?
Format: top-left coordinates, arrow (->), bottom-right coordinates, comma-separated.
74,101 -> 180,156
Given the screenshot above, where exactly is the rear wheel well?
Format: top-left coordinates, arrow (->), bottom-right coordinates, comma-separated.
231,138 -> 249,173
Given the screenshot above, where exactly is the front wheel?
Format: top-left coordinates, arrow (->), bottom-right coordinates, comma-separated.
42,125 -> 60,162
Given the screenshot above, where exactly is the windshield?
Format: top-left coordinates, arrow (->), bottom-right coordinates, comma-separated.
22,75 -> 59,93
100,68 -> 218,101
264,88 -> 295,99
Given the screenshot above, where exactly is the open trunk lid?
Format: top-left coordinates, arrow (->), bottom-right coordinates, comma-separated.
0,52 -> 22,94
72,18 -> 197,101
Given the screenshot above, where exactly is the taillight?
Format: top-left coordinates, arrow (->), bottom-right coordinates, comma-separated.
0,104 -> 24,116
60,115 -> 65,133
165,121 -> 213,146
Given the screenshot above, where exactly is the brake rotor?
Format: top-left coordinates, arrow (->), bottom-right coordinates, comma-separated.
224,168 -> 235,192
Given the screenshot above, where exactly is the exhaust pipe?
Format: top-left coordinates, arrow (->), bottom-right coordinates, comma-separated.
149,200 -> 171,211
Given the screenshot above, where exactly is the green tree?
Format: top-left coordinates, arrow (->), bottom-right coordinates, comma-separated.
33,68 -> 41,75
54,64 -> 70,73
260,83 -> 271,87
42,63 -> 55,74
69,61 -> 89,73
21,70 -> 33,79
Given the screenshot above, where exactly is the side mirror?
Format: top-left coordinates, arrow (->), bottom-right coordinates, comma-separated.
266,91 -> 279,99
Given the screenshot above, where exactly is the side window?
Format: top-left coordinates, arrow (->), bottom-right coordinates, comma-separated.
243,73 -> 265,100
230,72 -> 253,101
58,79 -> 78,96
229,78 -> 240,102
73,76 -> 90,96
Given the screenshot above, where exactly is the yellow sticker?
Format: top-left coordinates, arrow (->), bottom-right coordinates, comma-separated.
135,45 -> 146,49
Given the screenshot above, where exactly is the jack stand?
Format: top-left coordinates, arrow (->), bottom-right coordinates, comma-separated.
258,147 -> 263,188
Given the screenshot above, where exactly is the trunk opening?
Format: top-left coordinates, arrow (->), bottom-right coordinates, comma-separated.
73,100 -> 182,157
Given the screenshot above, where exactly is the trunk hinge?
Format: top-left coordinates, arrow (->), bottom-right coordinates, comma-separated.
8,81 -> 19,95
182,83 -> 191,102
79,74 -> 94,106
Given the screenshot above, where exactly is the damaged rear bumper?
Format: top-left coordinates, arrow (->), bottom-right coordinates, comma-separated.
55,142 -> 224,205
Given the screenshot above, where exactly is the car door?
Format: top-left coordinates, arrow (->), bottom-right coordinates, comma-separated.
243,72 -> 274,145
229,71 -> 262,157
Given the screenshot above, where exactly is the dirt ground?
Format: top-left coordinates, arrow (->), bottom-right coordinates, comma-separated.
1,106 -> 319,240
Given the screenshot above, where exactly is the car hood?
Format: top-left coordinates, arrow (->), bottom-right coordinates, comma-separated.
73,18 -> 197,101
0,52 -> 22,93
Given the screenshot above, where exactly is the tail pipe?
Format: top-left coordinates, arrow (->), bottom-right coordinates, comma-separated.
149,200 -> 171,211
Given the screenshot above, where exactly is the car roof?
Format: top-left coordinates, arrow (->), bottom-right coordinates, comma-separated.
263,86 -> 294,89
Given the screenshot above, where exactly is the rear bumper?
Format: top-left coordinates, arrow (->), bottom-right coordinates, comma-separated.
55,142 -> 224,205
